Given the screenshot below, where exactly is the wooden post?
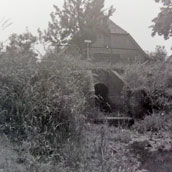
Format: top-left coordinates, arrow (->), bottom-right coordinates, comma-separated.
84,40 -> 92,59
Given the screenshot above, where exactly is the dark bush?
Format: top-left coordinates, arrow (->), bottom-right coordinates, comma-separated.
123,59 -> 172,118
127,88 -> 152,119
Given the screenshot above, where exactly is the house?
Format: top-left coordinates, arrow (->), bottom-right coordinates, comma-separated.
59,19 -> 148,64
59,19 -> 148,112
88,19 -> 148,64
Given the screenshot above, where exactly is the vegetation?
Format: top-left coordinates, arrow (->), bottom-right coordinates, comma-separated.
39,0 -> 115,52
0,33 -> 172,171
151,0 -> 172,40
0,0 -> 172,171
0,17 -> 12,31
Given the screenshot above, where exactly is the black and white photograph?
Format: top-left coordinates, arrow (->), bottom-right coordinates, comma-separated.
0,0 -> 172,171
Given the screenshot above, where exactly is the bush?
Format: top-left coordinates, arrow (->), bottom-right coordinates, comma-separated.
132,113 -> 167,133
123,59 -> 172,114
0,49 -> 37,139
0,48 -> 89,159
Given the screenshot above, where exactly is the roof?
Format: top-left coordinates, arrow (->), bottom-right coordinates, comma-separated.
107,19 -> 128,34
106,19 -> 148,59
58,18 -> 149,60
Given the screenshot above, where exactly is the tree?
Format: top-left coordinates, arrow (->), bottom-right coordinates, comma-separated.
151,0 -> 172,39
0,17 -> 12,32
3,31 -> 38,69
149,45 -> 167,62
6,32 -> 37,56
0,17 -> 12,56
40,0 -> 115,51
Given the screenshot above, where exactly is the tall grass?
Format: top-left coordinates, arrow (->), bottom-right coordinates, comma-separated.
0,48 -> 89,161
1,44 -> 172,171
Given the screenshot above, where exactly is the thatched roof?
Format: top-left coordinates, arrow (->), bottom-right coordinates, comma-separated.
107,19 -> 128,34
58,18 -> 148,61
90,19 -> 148,61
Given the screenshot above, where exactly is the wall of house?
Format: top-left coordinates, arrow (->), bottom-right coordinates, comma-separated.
87,69 -> 126,110
90,47 -> 145,64
90,33 -> 146,64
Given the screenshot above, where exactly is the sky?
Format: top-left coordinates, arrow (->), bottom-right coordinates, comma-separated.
0,0 -> 171,55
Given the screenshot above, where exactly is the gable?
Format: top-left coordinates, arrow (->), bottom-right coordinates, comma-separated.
107,19 -> 128,34
90,19 -> 148,63
110,34 -> 137,50
58,19 -> 148,63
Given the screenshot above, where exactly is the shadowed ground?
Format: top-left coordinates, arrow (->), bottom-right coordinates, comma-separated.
0,133 -> 26,172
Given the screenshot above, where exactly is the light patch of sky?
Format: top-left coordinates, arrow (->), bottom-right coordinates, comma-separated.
0,0 -> 171,55
109,0 -> 172,55
0,0 -> 61,40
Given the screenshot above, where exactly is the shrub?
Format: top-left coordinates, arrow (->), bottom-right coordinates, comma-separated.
113,128 -> 132,143
132,113 -> 167,133
0,49 -> 37,139
0,48 -> 89,159
123,59 -> 172,114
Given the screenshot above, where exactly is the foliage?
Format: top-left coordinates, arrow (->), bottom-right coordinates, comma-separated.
132,113 -> 167,133
1,48 -> 172,171
113,128 -> 132,143
123,57 -> 172,113
0,17 -> 12,31
39,0 -> 115,51
0,40 -> 89,161
151,0 -> 172,39
6,32 -> 38,57
1,4 -> 172,170
148,45 -> 167,62
0,34 -> 38,139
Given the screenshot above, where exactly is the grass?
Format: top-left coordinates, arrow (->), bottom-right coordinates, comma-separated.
1,121 -> 172,172
1,42 -> 172,171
